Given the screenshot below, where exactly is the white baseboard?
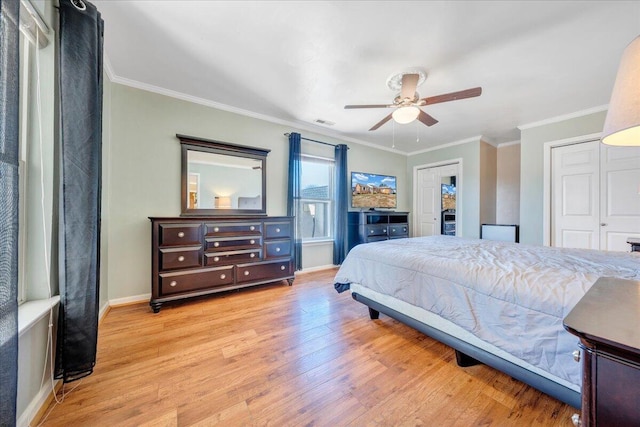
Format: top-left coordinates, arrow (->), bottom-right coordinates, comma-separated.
17,378 -> 60,427
298,264 -> 338,274
108,293 -> 150,307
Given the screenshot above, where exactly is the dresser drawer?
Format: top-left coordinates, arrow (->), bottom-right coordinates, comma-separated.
236,260 -> 293,284
159,246 -> 201,271
160,223 -> 202,246
265,240 -> 292,258
389,224 -> 408,237
206,236 -> 262,251
364,225 -> 388,237
265,221 -> 291,239
205,249 -> 261,266
159,267 -> 234,296
205,221 -> 262,236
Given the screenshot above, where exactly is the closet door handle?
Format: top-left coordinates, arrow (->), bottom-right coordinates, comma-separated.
600,223 -> 607,227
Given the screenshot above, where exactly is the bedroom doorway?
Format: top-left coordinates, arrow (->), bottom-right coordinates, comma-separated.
414,161 -> 461,237
550,140 -> 640,251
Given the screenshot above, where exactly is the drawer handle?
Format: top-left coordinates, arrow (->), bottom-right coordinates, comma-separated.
169,280 -> 177,287
177,232 -> 185,238
244,271 -> 250,276
250,239 -> 255,245
280,265 -> 286,271
250,253 -> 256,258
250,226 -> 255,231
403,227 -> 407,232
214,227 -> 219,232
572,349 -> 581,362
213,256 -> 220,262
178,256 -> 185,262
214,242 -> 220,247
370,230 -> 374,234
391,228 -> 396,232
276,247 -> 281,252
220,274 -> 226,279
276,228 -> 281,233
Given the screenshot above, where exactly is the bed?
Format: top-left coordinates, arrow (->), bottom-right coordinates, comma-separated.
333,235 -> 640,408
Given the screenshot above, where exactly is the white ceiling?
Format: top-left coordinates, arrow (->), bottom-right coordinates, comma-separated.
94,1 -> 640,154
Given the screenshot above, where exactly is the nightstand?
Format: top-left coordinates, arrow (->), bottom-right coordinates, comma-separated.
563,277 -> 640,427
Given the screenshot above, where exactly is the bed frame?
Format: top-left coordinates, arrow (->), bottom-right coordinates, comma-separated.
352,292 -> 581,409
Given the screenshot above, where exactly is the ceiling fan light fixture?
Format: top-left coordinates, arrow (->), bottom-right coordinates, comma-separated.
392,106 -> 420,124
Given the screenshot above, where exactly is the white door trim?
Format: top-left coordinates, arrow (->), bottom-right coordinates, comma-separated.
412,158 -> 463,237
542,132 -> 601,246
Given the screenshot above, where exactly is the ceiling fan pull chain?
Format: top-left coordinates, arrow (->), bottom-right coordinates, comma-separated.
392,120 -> 396,149
416,120 -> 420,143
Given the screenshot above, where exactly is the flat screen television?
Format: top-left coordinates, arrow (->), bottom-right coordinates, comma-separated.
351,171 -> 397,209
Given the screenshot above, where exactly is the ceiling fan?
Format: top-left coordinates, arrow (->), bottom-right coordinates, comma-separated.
345,72 -> 482,131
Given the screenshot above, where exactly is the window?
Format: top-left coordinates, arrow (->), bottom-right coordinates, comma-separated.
300,155 -> 334,242
17,1 -> 54,305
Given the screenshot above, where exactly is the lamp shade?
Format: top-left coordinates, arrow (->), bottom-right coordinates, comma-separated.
602,36 -> 640,146
392,106 -> 420,124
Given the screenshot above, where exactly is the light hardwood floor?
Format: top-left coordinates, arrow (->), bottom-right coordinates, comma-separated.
38,268 -> 577,426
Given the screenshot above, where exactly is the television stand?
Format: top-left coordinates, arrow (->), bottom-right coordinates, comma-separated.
347,211 -> 409,253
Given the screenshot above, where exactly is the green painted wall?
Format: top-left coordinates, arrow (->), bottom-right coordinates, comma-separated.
105,83 -> 408,299
519,111 -> 607,245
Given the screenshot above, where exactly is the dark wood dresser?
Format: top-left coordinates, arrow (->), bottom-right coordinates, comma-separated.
149,216 -> 294,312
563,277 -> 640,426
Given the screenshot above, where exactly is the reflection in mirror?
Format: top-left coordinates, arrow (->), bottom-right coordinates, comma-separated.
179,135 -> 269,216
186,151 -> 262,210
441,175 -> 457,236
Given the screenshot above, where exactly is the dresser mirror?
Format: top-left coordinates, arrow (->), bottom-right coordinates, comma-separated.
178,134 -> 269,216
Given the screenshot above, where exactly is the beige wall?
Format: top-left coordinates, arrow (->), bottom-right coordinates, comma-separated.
105,83 -> 408,300
479,142 -> 497,226
496,143 -> 521,225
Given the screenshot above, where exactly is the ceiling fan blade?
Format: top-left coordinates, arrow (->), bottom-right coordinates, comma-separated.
418,110 -> 438,127
369,114 -> 393,131
421,87 -> 482,106
345,104 -> 392,109
401,73 -> 420,100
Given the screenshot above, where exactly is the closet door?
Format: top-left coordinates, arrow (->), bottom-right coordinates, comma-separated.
600,145 -> 640,251
415,163 -> 459,237
416,167 -> 440,237
551,141 -> 640,251
551,141 -> 600,249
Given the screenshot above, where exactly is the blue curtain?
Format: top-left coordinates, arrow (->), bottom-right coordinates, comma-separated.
333,144 -> 348,264
55,0 -> 104,382
287,133 -> 303,270
0,0 -> 20,423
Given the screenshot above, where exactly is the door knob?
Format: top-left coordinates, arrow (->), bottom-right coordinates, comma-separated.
600,223 -> 607,226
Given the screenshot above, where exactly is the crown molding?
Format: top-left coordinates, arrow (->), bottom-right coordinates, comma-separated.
105,73 -> 407,155
497,140 -> 521,148
406,135 -> 482,156
517,105 -> 608,130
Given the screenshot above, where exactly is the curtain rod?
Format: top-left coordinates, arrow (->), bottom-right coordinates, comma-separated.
284,133 -> 349,149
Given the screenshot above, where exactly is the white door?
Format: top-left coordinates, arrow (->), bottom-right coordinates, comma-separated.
600,145 -> 640,251
551,141 -> 640,251
416,167 -> 439,236
551,141 -> 600,249
415,163 -> 460,237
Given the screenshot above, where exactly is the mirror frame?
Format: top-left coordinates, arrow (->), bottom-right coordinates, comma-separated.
178,134 -> 270,216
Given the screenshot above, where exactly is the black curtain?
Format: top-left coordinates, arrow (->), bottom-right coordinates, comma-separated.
55,0 -> 104,383
0,0 -> 20,423
333,144 -> 348,265
287,133 -> 303,271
